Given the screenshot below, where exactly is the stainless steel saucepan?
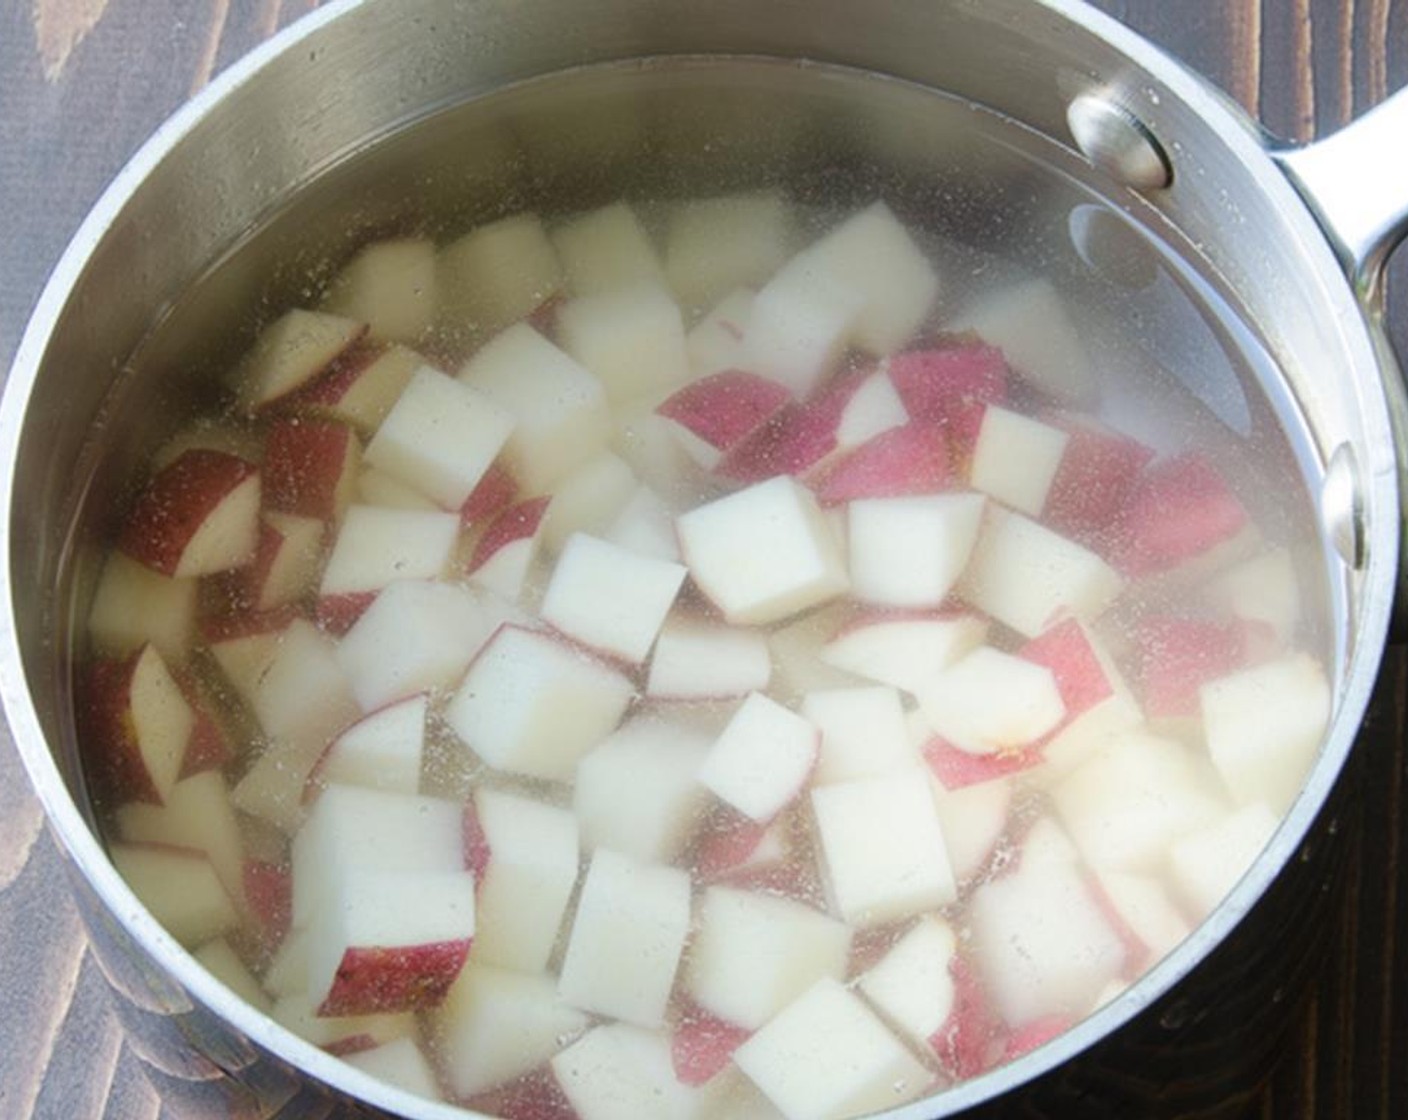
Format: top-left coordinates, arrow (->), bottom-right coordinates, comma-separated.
2,1 -> 1406,1117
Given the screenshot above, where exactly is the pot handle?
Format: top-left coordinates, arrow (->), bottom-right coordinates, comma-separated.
1272,90 -> 1408,295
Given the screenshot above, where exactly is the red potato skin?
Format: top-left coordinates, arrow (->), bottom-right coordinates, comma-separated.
711,363 -> 878,482
199,602 -> 303,645
263,417 -> 360,522
887,342 -> 1008,455
468,496 -> 551,574
931,956 -> 1001,1079
323,1033 -> 381,1058
461,800 -> 492,886
1114,453 -> 1250,575
319,937 -> 472,1017
671,1002 -> 753,1086
1134,615 -> 1255,719
81,652 -> 169,804
1018,618 -> 1115,721
1042,414 -> 1156,537
118,450 -> 260,577
176,682 -> 233,777
315,590 -> 377,636
244,860 -> 293,946
461,461 -> 519,527
282,339 -> 384,412
923,737 -> 1043,790
1083,870 -> 1154,979
657,370 -> 792,456
809,422 -> 951,505
999,1015 -> 1073,1063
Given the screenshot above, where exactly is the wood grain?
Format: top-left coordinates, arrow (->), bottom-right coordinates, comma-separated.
0,1 -> 1405,1118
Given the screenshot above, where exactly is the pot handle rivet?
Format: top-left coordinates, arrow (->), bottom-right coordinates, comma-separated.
1321,442 -> 1366,570
1066,93 -> 1173,192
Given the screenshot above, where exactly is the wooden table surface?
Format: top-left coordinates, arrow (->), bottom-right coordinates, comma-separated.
1,1 -> 1407,1117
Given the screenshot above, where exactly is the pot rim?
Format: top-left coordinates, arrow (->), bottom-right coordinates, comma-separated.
0,1 -> 1398,1117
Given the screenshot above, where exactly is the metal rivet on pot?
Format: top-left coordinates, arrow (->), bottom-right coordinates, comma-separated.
1067,93 -> 1173,191
1321,443 -> 1366,569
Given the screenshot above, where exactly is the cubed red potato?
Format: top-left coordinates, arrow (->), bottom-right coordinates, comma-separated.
311,693 -> 428,797
1134,615 -> 1255,720
575,716 -> 711,864
445,624 -> 635,783
809,422 -> 951,506
678,476 -> 849,626
794,200 -> 941,357
917,645 -> 1065,758
432,962 -> 590,1100
886,340 -> 1008,452
87,552 -> 198,665
666,191 -> 791,312
857,915 -> 996,1079
336,579 -> 492,712
1200,652 -> 1331,814
929,770 -> 1014,882
458,323 -> 612,493
539,450 -> 639,554
968,405 -> 1069,517
540,533 -> 687,665
558,283 -> 690,406
802,685 -> 915,785
262,417 -> 362,523
1051,732 -> 1228,874
317,506 -> 461,631
193,937 -> 272,1014
552,201 -> 664,296
557,848 -> 692,1028
1211,546 -> 1302,646
966,857 -> 1127,1029
339,1036 -> 444,1102
233,308 -> 367,412
686,288 -> 755,381
465,788 -> 580,974
115,770 -> 246,913
283,342 -> 424,437
1041,412 -> 1156,536
322,238 -> 438,344
686,886 -> 852,1033
646,618 -> 771,701
732,978 -> 932,1119
698,693 -> 817,823
812,767 -> 957,927
1114,453 -> 1251,576
290,783 -> 465,931
1167,802 -> 1280,919
111,843 -> 241,948
553,1023 -> 712,1120
847,492 -> 986,608
437,212 -> 564,338
82,645 -> 194,805
220,511 -> 325,613
269,990 -> 416,1052
949,277 -> 1094,405
672,1004 -> 755,1088
467,496 -> 551,601
364,367 -> 516,509
306,867 -> 476,1017
958,506 -> 1124,638
243,860 -> 293,947
818,611 -> 986,695
657,371 -> 793,470
118,449 -> 261,578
